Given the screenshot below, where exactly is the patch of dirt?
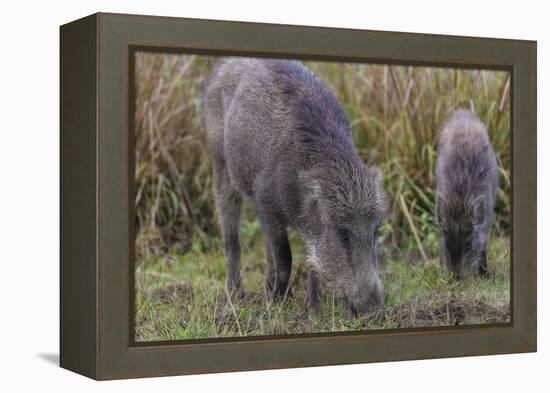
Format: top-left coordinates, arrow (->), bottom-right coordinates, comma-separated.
415,302 -> 466,326
153,282 -> 194,304
384,299 -> 510,328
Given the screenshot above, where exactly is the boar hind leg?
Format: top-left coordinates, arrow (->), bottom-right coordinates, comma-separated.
478,250 -> 488,276
262,218 -> 293,299
265,242 -> 276,293
214,164 -> 244,299
305,271 -> 321,312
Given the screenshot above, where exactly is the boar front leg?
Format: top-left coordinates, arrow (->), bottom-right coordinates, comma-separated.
478,249 -> 488,276
261,216 -> 293,299
305,270 -> 321,312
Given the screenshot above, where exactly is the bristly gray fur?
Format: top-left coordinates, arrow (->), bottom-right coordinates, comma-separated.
202,58 -> 387,314
436,109 -> 499,278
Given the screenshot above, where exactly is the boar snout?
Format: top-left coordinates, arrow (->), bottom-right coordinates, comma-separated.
349,289 -> 385,316
346,270 -> 386,316
445,250 -> 485,279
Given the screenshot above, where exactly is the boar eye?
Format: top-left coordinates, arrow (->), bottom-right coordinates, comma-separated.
374,224 -> 382,238
337,228 -> 350,245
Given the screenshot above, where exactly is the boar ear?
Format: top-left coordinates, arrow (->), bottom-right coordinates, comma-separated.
299,170 -> 321,205
370,167 -> 389,212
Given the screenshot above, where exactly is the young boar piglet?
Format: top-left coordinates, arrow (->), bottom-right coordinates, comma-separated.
202,58 -> 387,315
436,109 -> 499,278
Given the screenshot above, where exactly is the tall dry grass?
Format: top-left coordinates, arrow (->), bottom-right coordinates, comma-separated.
134,54 -> 217,258
134,53 -> 510,260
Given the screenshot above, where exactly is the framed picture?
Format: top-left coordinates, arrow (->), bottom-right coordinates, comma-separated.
60,12 -> 536,380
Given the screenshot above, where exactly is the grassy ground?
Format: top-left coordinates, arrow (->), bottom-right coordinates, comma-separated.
135,229 -> 509,342
133,53 -> 511,342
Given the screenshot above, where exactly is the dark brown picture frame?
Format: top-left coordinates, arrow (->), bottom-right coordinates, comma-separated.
60,12 -> 537,380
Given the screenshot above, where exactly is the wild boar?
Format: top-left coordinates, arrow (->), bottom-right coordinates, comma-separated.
202,58 -> 387,314
436,109 -> 499,278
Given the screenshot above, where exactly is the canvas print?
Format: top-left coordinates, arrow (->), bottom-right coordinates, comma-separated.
133,53 -> 510,342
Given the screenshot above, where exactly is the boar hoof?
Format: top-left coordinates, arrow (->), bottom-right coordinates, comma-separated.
478,265 -> 488,276
267,276 -> 292,301
305,292 -> 321,314
478,251 -> 488,276
273,285 -> 292,302
226,286 -> 245,303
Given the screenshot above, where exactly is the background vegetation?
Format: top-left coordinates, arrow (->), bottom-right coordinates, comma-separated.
134,53 -> 510,341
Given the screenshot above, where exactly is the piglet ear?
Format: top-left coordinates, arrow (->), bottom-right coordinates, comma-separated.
371,167 -> 383,185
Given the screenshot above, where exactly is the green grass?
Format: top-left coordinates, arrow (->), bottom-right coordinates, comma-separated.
135,235 -> 509,341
